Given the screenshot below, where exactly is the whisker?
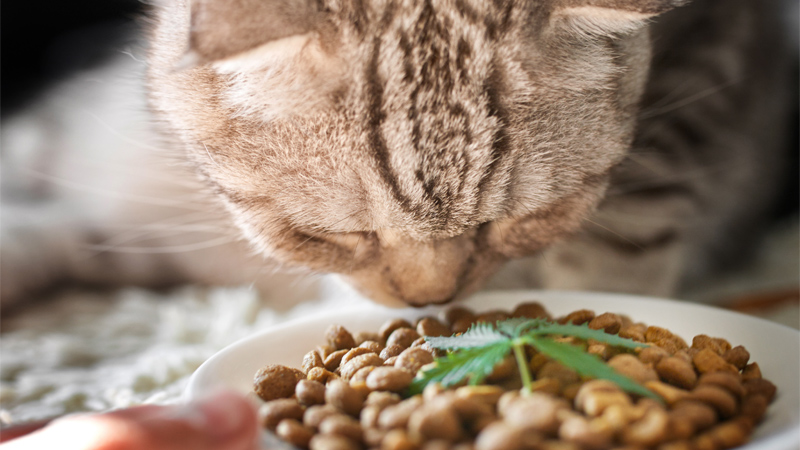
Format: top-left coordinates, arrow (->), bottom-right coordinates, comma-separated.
81,110 -> 175,153
247,259 -> 285,292
508,197 -> 537,219
289,230 -> 324,253
61,157 -> 208,189
642,76 -> 708,110
118,49 -> 146,64
493,221 -> 505,249
538,248 -> 552,269
203,142 -> 221,168
607,163 -> 735,196
23,169 -> 212,210
621,152 -> 672,176
102,223 -> 234,233
90,225 -> 233,250
638,78 -> 741,119
83,236 -> 236,253
581,217 -> 643,251
80,211 -> 235,258
590,210 -> 699,226
347,234 -> 363,275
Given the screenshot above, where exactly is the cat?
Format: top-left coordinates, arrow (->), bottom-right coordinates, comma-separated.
1,0 -> 795,309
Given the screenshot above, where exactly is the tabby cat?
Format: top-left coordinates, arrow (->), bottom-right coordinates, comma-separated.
1,0 -> 794,308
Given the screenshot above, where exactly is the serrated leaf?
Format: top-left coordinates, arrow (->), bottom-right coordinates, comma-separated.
529,323 -> 648,350
524,335 -> 659,400
425,322 -> 508,350
495,318 -> 551,337
409,340 -> 512,395
410,317 -> 657,401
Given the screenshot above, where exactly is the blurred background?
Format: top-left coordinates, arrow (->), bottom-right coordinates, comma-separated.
2,0 -> 142,117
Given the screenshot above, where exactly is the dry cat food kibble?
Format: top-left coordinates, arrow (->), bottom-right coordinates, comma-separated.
252,302 -> 777,450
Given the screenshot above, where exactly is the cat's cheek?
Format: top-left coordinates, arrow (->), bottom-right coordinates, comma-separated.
487,192 -> 604,259
452,255 -> 509,302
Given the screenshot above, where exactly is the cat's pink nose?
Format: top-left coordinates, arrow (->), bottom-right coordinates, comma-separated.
393,279 -> 459,307
344,232 -> 475,307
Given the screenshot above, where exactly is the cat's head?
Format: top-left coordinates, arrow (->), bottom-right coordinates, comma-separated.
148,0 -> 686,306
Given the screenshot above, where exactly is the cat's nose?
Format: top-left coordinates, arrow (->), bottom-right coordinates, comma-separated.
393,272 -> 459,307
391,235 -> 473,306
346,232 -> 475,307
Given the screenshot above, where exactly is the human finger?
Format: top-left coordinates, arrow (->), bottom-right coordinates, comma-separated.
0,390 -> 259,450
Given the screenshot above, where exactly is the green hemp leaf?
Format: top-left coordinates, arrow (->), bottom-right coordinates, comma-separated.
410,317 -> 660,401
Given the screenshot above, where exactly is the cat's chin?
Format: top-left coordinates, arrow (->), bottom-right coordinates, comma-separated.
358,293 -> 412,309
350,286 -> 437,309
340,277 -> 456,309
374,297 -> 439,309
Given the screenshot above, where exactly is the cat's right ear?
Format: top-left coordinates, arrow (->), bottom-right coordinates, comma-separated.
549,0 -> 689,37
178,0 -> 325,69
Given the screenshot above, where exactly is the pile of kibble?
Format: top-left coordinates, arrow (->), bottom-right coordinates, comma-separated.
252,302 -> 777,450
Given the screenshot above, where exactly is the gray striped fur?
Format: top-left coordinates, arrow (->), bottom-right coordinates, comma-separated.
145,0 -> 794,305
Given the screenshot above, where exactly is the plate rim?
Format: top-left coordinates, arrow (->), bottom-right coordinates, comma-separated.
186,289 -> 800,450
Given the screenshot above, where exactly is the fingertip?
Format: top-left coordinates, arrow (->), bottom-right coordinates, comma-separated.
4,392 -> 260,450
192,389 -> 260,447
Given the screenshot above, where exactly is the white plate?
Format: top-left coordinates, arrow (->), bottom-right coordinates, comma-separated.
186,290 -> 800,450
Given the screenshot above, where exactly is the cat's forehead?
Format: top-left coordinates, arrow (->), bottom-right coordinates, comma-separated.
206,0 -> 533,239
197,0 -> 637,239
249,113 -> 519,239
321,0 -> 531,237
329,0 -> 525,41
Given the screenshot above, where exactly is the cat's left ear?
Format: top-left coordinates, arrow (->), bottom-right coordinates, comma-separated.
181,0 -> 324,68
549,0 -> 690,37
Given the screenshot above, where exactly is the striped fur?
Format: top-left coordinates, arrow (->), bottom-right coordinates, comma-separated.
140,0 -> 793,305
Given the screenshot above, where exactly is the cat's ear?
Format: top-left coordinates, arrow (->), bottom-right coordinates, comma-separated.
181,0 -> 324,68
549,0 -> 689,37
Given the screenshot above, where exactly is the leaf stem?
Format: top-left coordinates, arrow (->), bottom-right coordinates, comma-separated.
512,339 -> 533,396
